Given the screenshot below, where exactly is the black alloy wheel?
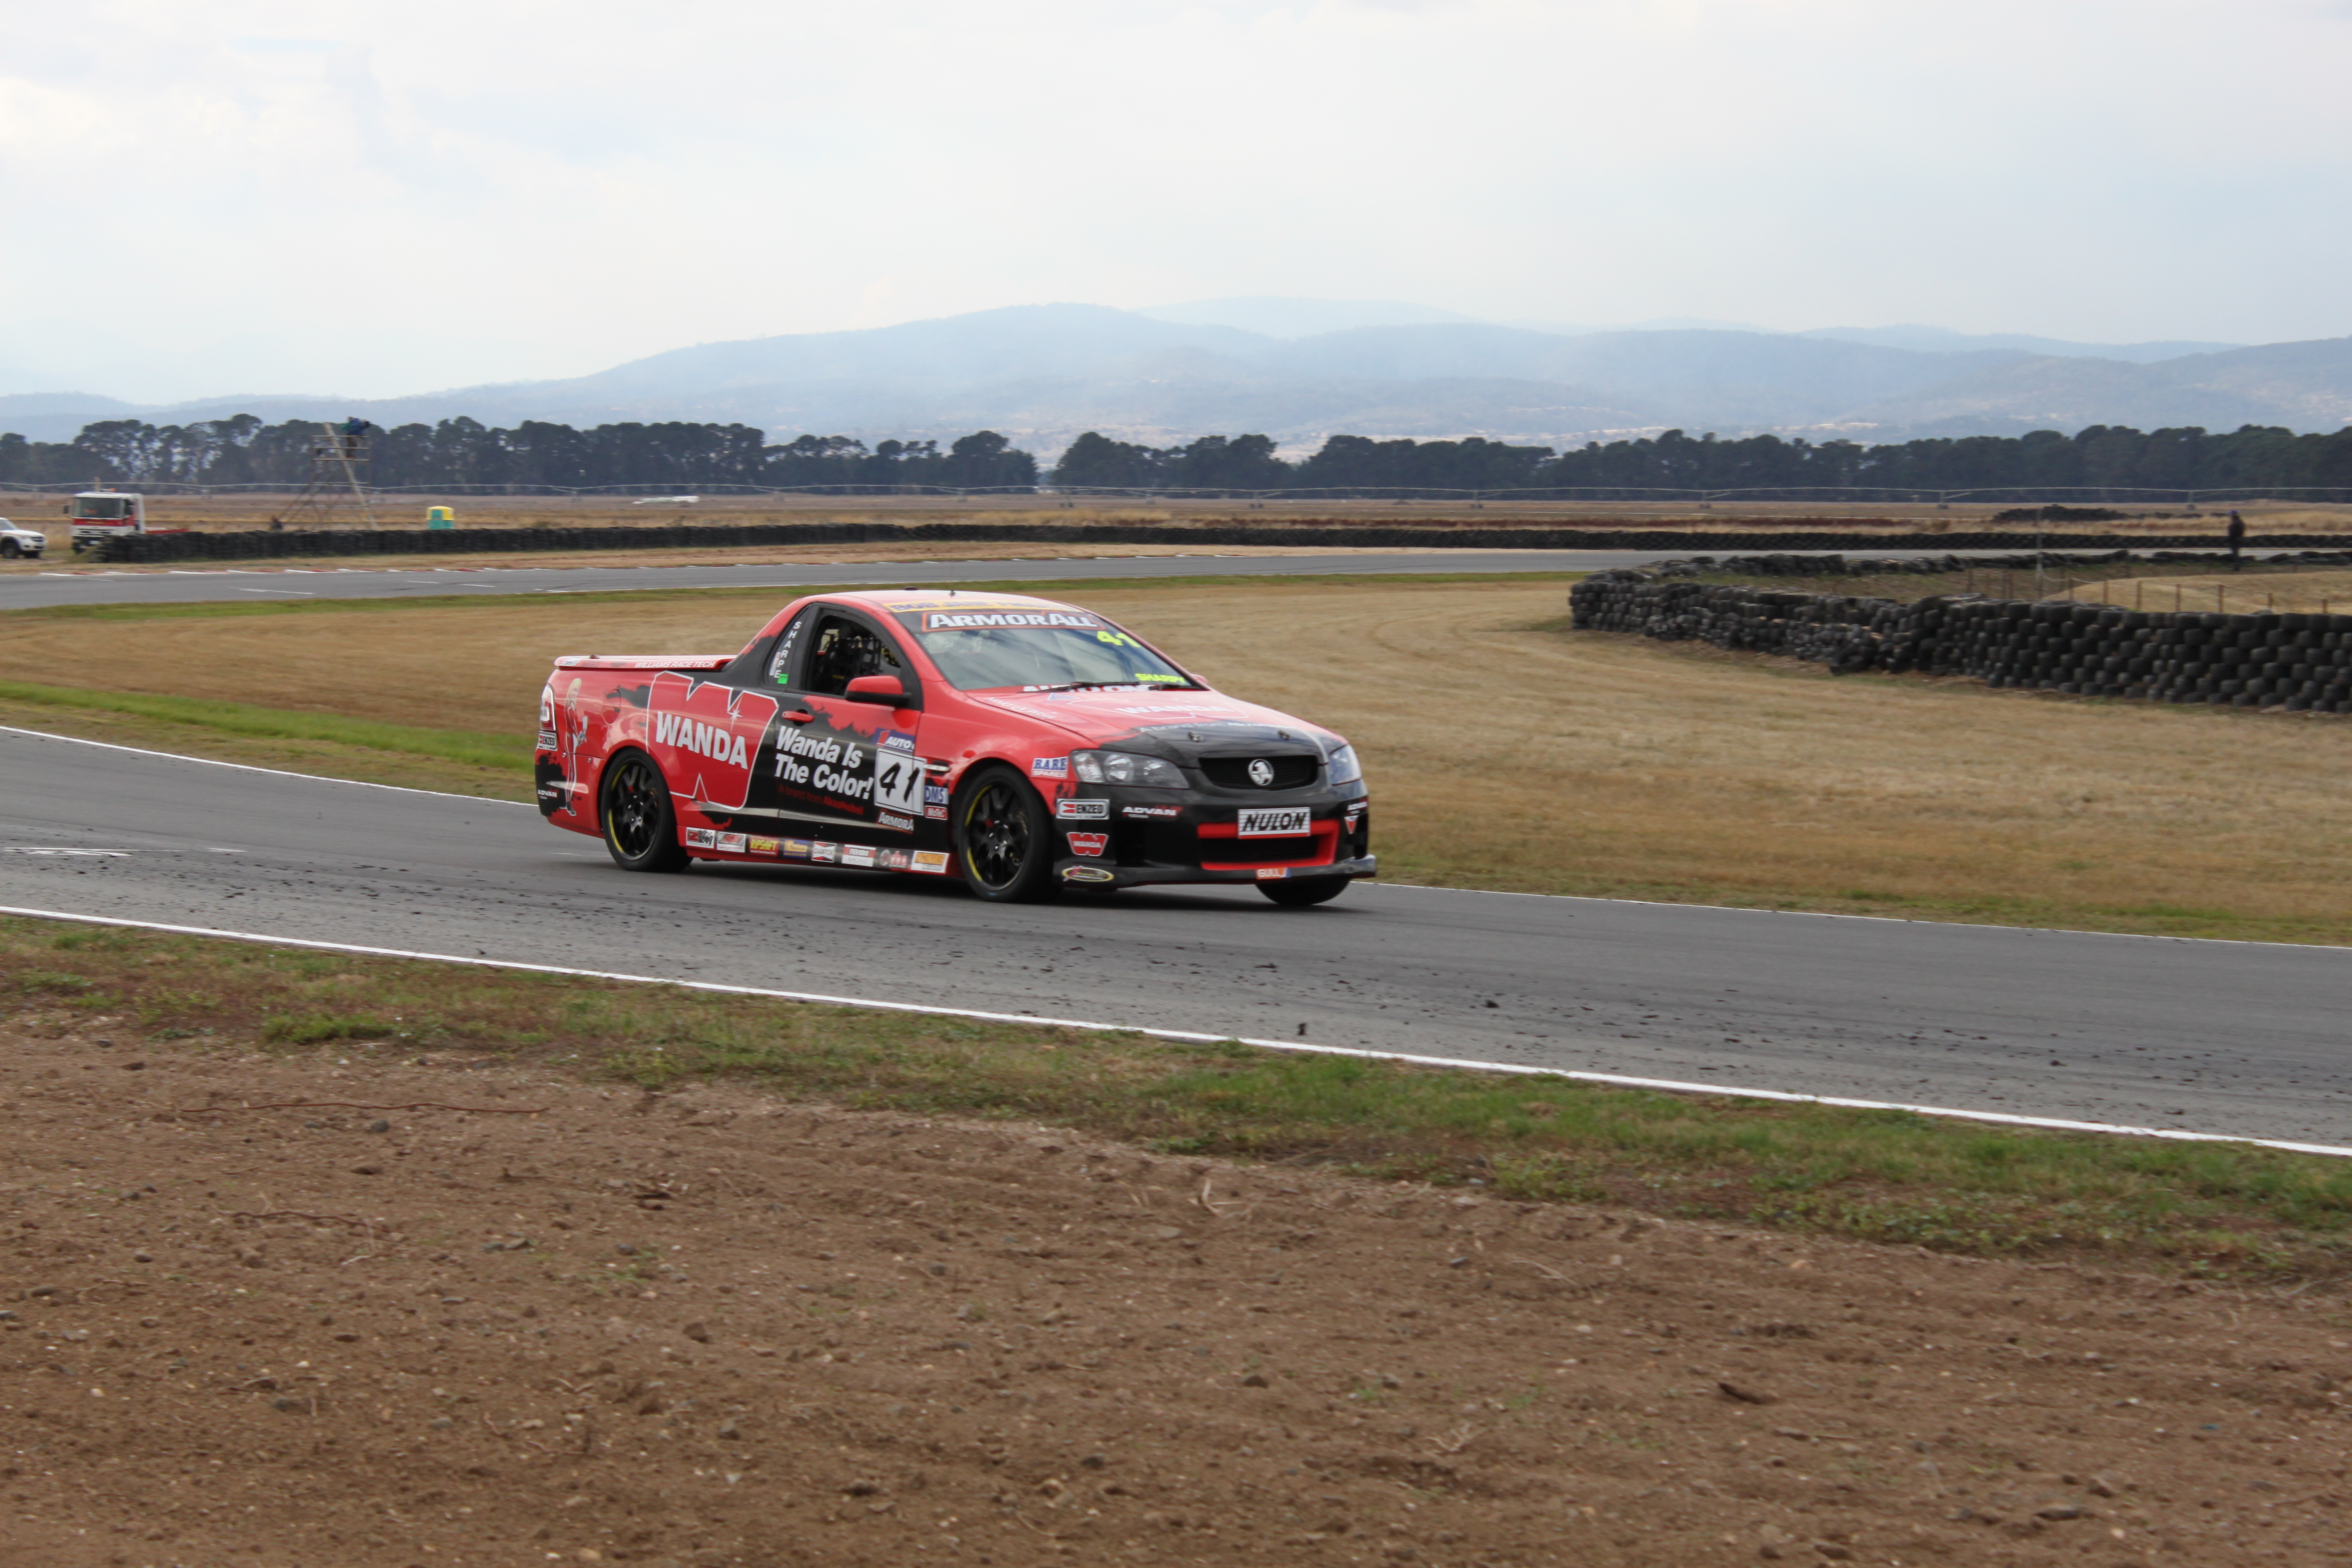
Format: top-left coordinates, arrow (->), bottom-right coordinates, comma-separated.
600,750 -> 688,873
955,766 -> 1059,902
1258,875 -> 1349,907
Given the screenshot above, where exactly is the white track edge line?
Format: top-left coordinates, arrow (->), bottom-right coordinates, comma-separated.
0,724 -> 532,804
0,900 -> 2342,1159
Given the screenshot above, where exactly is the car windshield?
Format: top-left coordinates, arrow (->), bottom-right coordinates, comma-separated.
75,498 -> 131,520
895,605 -> 1197,692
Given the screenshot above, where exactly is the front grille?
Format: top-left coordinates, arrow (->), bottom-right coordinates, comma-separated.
1199,754 -> 1319,790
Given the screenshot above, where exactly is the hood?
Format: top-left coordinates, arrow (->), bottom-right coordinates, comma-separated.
970,686 -> 1337,751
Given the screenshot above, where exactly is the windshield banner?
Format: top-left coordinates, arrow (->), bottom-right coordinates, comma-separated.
921,610 -> 1103,631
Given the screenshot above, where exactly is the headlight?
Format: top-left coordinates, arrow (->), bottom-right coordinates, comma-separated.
1326,743 -> 1363,786
1072,749 -> 1187,788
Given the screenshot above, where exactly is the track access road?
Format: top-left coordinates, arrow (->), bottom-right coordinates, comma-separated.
1,727 -> 2344,1149
0,548 -> 1999,612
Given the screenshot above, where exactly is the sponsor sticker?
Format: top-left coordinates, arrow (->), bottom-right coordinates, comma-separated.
747,836 -> 780,856
1062,865 -> 1116,883
1238,806 -> 1312,837
537,729 -> 560,750
1345,805 -> 1365,831
1054,799 -> 1109,820
924,610 -> 1102,631
780,838 -> 815,860
810,842 -> 840,864
646,671 -> 781,811
536,784 -> 564,803
912,850 -> 952,875
1066,832 -> 1108,857
924,805 -> 949,820
879,848 -> 912,871
1121,804 -> 1180,820
716,832 -> 748,853
684,827 -> 717,849
881,730 -> 917,753
924,782 -> 951,806
1256,867 -> 1290,880
876,811 -> 915,833
1030,756 -> 1069,779
842,844 -> 878,868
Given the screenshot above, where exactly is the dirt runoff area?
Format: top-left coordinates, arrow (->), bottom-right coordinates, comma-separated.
3,1029 -> 2348,1568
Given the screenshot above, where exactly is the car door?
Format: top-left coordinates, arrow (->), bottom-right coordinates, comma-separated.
769,609 -> 929,863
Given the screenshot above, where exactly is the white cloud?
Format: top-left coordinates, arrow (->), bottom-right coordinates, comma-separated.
0,0 -> 2346,399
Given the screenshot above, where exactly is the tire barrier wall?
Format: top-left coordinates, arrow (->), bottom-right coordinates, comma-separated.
1570,571 -> 2352,712
1665,549 -> 2352,578
86,523 -> 2352,565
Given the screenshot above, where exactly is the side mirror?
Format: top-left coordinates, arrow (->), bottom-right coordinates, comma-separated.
844,674 -> 910,706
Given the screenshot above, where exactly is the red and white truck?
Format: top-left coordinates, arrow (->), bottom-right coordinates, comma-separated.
65,490 -> 185,553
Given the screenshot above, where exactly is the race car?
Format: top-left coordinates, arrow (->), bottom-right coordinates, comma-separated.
535,589 -> 1373,905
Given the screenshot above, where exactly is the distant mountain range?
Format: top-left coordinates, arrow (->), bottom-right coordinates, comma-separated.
2,300 -> 2344,454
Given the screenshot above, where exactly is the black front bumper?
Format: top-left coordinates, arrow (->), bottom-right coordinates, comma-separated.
1050,788 -> 1372,888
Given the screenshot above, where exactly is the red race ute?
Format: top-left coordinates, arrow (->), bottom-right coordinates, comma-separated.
536,589 -> 1373,904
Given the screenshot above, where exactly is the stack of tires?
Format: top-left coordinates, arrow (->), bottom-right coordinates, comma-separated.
1570,572 -> 2352,713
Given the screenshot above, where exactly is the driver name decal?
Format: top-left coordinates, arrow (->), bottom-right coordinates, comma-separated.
647,672 -> 780,811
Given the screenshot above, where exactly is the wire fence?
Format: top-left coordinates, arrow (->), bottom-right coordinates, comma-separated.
4,482 -> 2352,504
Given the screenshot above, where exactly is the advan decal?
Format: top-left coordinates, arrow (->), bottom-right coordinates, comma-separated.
647,672 -> 780,811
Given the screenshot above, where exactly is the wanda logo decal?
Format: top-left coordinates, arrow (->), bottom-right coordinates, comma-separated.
647,672 -> 779,810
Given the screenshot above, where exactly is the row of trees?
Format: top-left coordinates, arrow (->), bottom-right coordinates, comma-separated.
0,416 -> 1039,490
4,413 -> 2351,495
1050,425 -> 2352,493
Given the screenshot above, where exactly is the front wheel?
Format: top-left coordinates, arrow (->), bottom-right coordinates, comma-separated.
600,750 -> 689,872
955,766 -> 1060,902
1259,876 -> 1349,907
0,539 -> 19,560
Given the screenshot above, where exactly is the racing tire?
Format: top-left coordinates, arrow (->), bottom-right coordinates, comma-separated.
0,539 -> 18,560
599,750 -> 689,873
1258,875 -> 1350,907
955,765 -> 1060,903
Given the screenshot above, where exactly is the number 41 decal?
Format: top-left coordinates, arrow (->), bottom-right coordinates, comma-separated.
874,753 -> 924,814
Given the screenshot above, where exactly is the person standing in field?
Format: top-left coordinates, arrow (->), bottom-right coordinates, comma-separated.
2227,509 -> 2246,570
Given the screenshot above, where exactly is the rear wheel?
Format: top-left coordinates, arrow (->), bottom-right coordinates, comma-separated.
956,766 -> 1060,902
600,750 -> 688,872
1258,876 -> 1349,907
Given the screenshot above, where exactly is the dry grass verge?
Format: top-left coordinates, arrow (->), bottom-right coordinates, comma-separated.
7,914 -> 2350,1279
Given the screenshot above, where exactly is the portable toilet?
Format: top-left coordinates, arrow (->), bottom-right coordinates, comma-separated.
426,506 -> 455,530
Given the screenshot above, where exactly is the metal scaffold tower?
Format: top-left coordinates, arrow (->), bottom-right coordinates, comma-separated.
270,419 -> 378,530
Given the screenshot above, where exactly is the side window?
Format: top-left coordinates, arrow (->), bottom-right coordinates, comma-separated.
768,611 -> 814,687
803,614 -> 907,697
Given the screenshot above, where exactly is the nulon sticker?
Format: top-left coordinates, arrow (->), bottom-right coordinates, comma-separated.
1237,806 -> 1311,837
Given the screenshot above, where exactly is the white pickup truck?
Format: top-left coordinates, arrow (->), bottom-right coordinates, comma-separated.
0,518 -> 47,559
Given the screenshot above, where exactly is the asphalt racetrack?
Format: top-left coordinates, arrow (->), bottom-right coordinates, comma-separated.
2,727 -> 2344,1150
0,548 -> 1979,611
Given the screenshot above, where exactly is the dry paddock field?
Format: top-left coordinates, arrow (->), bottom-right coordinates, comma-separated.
5,574 -> 2352,943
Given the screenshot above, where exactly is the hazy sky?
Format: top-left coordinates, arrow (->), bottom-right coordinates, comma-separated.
4,0 -> 2347,401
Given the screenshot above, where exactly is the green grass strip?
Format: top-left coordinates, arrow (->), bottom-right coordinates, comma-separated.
0,678 -> 530,773
10,914 -> 2352,1280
